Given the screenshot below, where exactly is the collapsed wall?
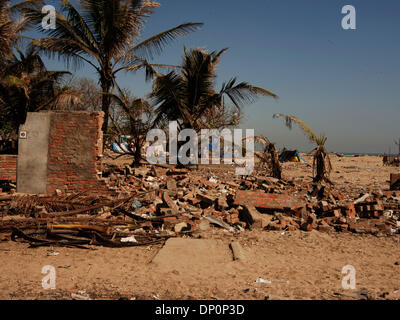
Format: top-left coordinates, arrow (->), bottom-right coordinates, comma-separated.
0,155 -> 17,183
16,111 -> 109,194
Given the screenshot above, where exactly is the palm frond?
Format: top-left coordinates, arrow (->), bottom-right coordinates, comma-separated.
117,22 -> 203,63
273,113 -> 317,143
221,78 -> 277,110
242,135 -> 271,147
211,47 -> 229,65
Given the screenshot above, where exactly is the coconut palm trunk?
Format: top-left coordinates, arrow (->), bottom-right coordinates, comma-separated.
267,143 -> 282,179
273,113 -> 332,183
101,75 -> 113,133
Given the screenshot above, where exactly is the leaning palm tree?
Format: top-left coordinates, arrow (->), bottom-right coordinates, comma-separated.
150,47 -> 278,132
21,0 -> 202,134
273,113 -> 332,183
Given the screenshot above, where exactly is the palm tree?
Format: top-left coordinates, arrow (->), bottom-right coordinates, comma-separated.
150,47 -> 277,132
0,0 -> 39,59
242,135 -> 282,179
22,0 -> 203,134
109,88 -> 154,166
273,113 -> 332,183
0,1 -> 16,59
0,49 -> 80,138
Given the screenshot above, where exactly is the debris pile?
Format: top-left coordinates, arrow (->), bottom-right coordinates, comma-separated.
1,165 -> 400,248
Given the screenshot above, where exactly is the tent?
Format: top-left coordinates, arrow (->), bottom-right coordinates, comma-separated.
279,149 -> 306,163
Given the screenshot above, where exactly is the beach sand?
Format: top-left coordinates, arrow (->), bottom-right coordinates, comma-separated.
0,154 -> 399,300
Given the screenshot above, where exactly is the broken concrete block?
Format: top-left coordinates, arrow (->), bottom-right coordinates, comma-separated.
204,215 -> 234,232
174,222 -> 188,233
241,205 -> 270,229
151,238 -> 232,272
217,196 -> 229,210
229,242 -> 245,261
163,191 -> 179,214
197,193 -> 215,205
354,193 -> 370,204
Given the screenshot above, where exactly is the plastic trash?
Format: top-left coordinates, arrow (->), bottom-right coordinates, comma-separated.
71,292 -> 91,300
120,143 -> 132,154
209,177 -> 218,184
121,236 -> 137,243
111,142 -> 124,153
255,278 -> 272,284
146,181 -> 159,189
132,200 -> 142,210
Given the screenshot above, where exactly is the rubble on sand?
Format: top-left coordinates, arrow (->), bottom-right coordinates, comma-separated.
1,164 -> 400,249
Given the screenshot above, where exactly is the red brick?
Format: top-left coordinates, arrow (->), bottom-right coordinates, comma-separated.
0,155 -> 17,182
234,191 -> 304,210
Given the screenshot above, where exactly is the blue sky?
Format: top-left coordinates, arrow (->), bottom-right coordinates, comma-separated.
15,0 -> 400,154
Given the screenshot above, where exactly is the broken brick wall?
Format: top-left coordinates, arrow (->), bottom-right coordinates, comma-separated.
0,155 -> 17,182
234,190 -> 304,211
46,111 -> 108,194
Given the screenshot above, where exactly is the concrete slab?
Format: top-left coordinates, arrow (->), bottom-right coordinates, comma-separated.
17,113 -> 51,194
151,238 -> 232,272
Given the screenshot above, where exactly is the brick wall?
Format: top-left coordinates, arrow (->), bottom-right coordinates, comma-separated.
0,155 -> 17,182
46,111 -> 109,194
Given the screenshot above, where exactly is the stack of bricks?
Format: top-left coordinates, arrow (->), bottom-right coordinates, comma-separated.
0,155 -> 17,183
354,200 -> 384,218
46,112 -> 109,194
316,201 -> 384,219
384,202 -> 400,212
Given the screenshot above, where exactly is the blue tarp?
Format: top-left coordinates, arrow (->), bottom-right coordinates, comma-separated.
112,142 -> 132,154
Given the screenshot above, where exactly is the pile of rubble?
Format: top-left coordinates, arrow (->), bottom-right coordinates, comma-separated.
1,165 -> 400,249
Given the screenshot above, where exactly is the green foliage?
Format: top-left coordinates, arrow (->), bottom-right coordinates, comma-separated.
151,47 -> 277,131
0,49 -> 75,136
21,0 -> 203,132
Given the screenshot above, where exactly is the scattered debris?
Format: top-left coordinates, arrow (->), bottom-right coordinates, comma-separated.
71,292 -> 91,300
0,162 -> 400,250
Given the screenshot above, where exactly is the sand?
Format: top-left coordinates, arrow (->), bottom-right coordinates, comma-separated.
1,154 -> 400,300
